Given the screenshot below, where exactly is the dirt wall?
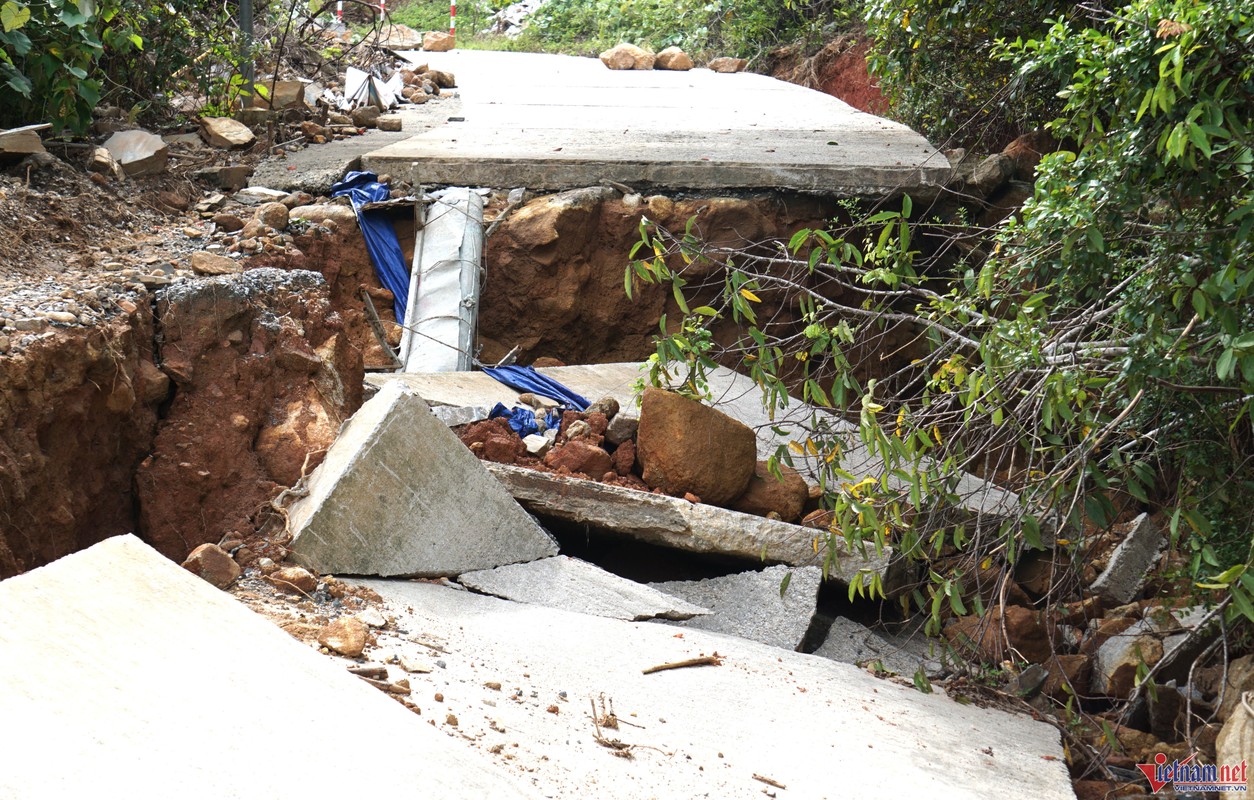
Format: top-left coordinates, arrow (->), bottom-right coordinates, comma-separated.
0,305 -> 163,578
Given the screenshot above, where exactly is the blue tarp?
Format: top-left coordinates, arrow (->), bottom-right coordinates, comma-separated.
482,365 -> 590,411
331,171 -> 410,323
489,403 -> 562,438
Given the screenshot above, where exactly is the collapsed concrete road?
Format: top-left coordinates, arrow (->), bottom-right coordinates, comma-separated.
371,361 -> 1020,528
0,536 -> 539,799
351,578 -> 1076,799
287,381 -> 557,576
485,461 -> 891,585
364,50 -> 951,194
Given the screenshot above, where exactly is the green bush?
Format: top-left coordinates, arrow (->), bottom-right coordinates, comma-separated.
510,0 -> 852,62
0,0 -> 246,134
628,0 -> 1254,632
864,0 -> 1070,149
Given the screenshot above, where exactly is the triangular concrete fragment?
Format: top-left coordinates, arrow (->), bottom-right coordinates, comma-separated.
0,536 -> 539,800
458,555 -> 709,621
288,382 -> 557,576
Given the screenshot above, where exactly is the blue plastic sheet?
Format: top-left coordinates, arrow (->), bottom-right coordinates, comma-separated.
489,403 -> 562,438
331,171 -> 410,323
482,365 -> 590,411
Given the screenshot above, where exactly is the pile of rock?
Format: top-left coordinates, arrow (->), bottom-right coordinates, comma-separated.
458,386 -> 811,524
599,44 -> 747,73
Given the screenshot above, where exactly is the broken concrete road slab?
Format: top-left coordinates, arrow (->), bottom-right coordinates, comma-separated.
816,617 -> 947,678
352,578 -> 1075,800
649,565 -> 822,650
0,535 -> 539,800
367,50 -> 949,195
457,555 -> 708,621
288,381 -> 557,577
486,462 -> 890,586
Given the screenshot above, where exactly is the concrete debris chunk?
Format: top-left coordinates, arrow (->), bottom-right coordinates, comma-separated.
0,124 -> 48,156
650,565 -> 822,651
1090,512 -> 1166,604
352,577 -> 1075,800
816,618 -> 945,678
103,129 -> 169,176
458,555 -> 709,621
287,382 -> 558,577
0,535 -> 541,800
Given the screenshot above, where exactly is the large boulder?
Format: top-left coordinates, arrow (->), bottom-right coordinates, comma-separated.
600,43 -> 655,71
731,460 -> 808,522
635,387 -> 756,505
423,31 -> 454,51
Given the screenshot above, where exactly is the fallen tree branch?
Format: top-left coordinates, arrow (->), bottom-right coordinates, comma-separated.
642,653 -> 723,674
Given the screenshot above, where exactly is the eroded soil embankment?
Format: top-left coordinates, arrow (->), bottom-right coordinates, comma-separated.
0,268 -> 362,579
1,185 -> 911,578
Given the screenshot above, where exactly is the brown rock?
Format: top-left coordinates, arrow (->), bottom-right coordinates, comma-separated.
586,396 -> 620,420
426,69 -> 457,89
635,387 -> 756,505
944,605 -> 1056,664
240,219 -> 267,240
1043,654 -> 1091,700
1218,655 -> 1254,721
136,360 -> 171,404
378,115 -> 403,132
655,47 -> 694,71
600,43 -> 655,71
287,204 -> 358,227
611,439 -> 637,476
180,543 -> 240,589
318,616 -> 368,657
350,105 -> 380,129
300,121 -> 326,140
544,439 -> 613,478
731,460 -> 808,522
531,357 -> 565,368
281,191 -> 314,209
270,565 -> 318,594
255,202 -> 289,230
200,117 -> 256,149
423,31 -> 454,51
1002,130 -> 1057,181
86,146 -> 124,180
707,57 -> 748,73
190,251 -> 242,276
460,418 -> 526,465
